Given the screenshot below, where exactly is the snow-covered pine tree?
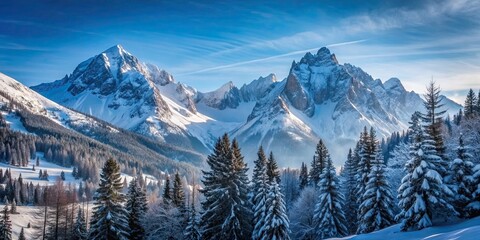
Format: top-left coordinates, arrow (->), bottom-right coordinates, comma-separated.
263,160 -> 290,240
184,182 -> 200,240
299,162 -> 308,190
467,164 -> 480,217
309,139 -> 329,187
356,126 -> 373,208
72,208 -> 88,240
446,135 -> 474,218
200,134 -> 252,239
0,204 -> 11,240
18,227 -> 25,240
422,81 -> 447,160
89,158 -> 129,240
163,174 -> 172,205
396,112 -> 455,231
172,171 -> 185,210
464,89 -> 478,118
313,154 -> 348,239
267,152 -> 280,184
342,148 -> 358,233
252,146 -> 269,240
126,178 -> 148,240
289,186 -> 317,240
357,140 -> 395,233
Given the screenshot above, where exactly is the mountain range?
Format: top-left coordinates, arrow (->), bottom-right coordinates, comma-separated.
28,45 -> 461,167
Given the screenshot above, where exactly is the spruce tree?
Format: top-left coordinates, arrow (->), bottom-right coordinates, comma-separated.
313,155 -> 347,239
0,205 -> 11,240
18,227 -> 25,240
422,81 -> 447,159
464,89 -> 478,118
126,178 -> 148,240
267,152 -> 280,184
342,148 -> 358,233
252,146 -> 269,240
299,162 -> 308,190
356,126 -> 373,208
396,112 -> 455,231
163,174 -> 172,205
72,208 -> 88,240
467,164 -> 480,217
172,172 -> 185,209
357,141 -> 395,233
309,139 -> 329,187
89,158 -> 129,240
263,152 -> 290,240
184,184 -> 200,240
200,134 -> 252,239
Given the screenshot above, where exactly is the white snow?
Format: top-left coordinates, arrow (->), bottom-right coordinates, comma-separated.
1,111 -> 30,134
331,216 -> 480,240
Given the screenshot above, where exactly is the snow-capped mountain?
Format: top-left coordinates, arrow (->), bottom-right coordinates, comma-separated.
32,45 -> 461,167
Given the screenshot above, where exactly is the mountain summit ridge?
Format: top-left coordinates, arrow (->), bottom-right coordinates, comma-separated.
32,45 -> 462,166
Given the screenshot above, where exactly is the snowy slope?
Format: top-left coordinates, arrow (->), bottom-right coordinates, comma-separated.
332,217 -> 480,240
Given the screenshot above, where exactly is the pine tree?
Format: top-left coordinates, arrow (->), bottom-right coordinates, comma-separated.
18,227 -> 25,240
263,152 -> 290,240
0,205 -> 11,240
422,81 -> 447,159
172,172 -> 185,209
163,174 -> 172,205
313,155 -> 348,239
396,112 -> 455,231
267,152 -> 280,184
252,146 -> 269,240
299,162 -> 308,190
467,164 -> 480,217
309,139 -> 329,187
342,148 -> 358,233
357,141 -> 395,233
60,171 -> 65,181
10,198 -> 16,214
184,183 -> 200,240
200,134 -> 252,239
356,126 -> 373,208
126,178 -> 148,240
464,89 -> 478,118
72,208 -> 88,240
88,158 -> 129,240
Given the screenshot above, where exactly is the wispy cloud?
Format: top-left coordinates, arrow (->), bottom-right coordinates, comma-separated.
0,19 -> 105,36
176,39 -> 367,76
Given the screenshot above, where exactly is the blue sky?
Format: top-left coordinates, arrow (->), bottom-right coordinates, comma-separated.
1,0 -> 479,103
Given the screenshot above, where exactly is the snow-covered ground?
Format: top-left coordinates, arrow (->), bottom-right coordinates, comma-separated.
0,154 -> 81,186
332,217 -> 480,240
2,111 -> 31,135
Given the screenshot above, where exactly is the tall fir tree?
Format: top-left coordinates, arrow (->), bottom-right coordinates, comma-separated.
252,146 -> 269,240
200,134 -> 252,239
357,140 -> 395,233
313,154 -> 348,239
464,89 -> 478,118
72,208 -> 88,240
89,158 -> 129,240
422,81 -> 447,159
126,178 -> 148,240
172,172 -> 185,209
467,164 -> 480,217
267,152 -> 280,184
309,139 -> 329,187
184,182 -> 201,240
0,205 -> 11,240
356,126 -> 373,209
342,148 -> 358,233
396,112 -> 455,231
299,162 -> 308,190
163,174 -> 172,205
446,135 -> 474,218
18,227 -> 25,240
263,167 -> 290,240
